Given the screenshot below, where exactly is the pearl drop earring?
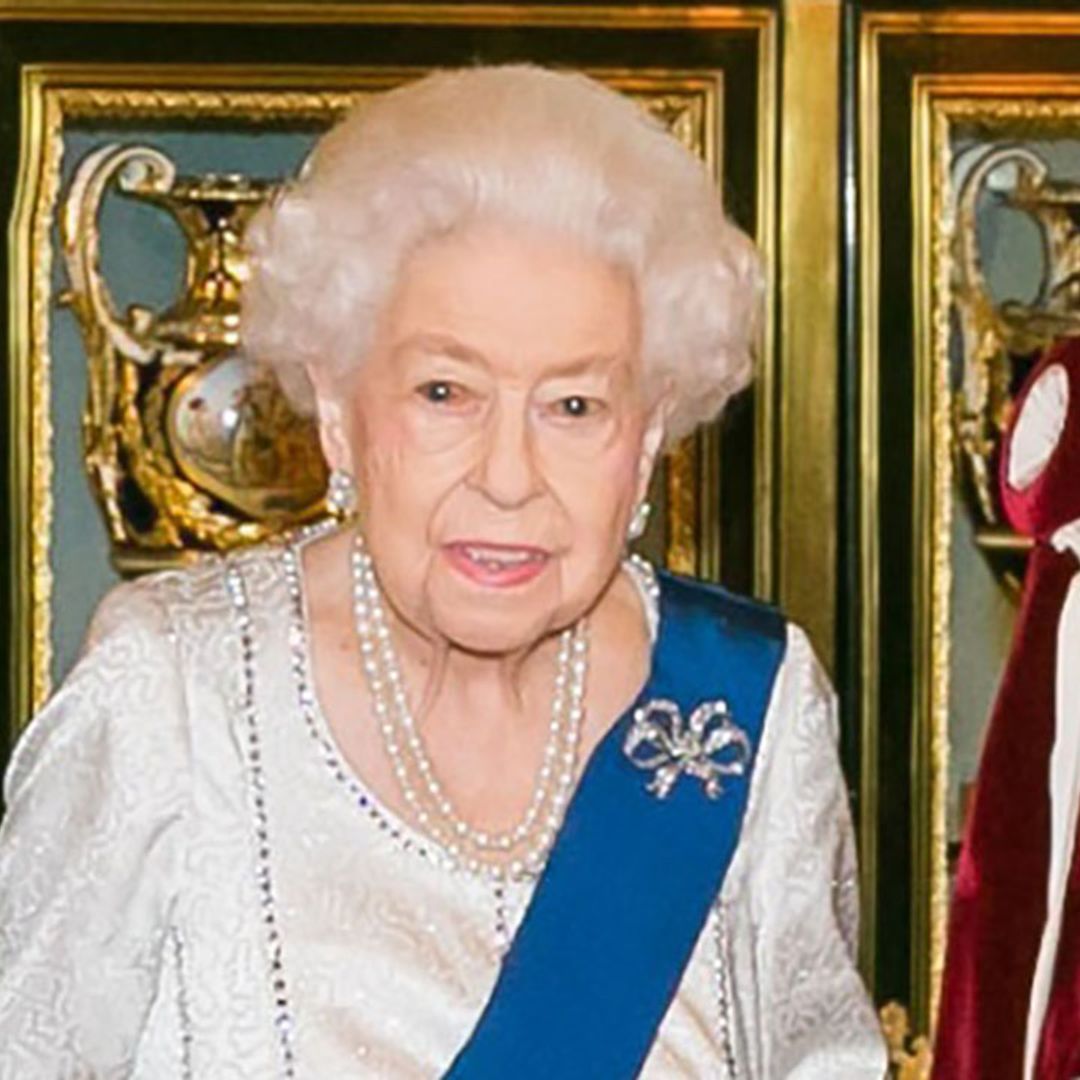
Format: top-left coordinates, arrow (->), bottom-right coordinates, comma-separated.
627,500 -> 652,542
325,467 -> 357,519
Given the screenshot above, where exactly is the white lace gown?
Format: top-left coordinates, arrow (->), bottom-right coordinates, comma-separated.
0,542 -> 887,1079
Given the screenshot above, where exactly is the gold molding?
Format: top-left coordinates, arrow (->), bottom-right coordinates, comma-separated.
777,0 -> 839,665
7,70 -> 57,734
881,1000 -> 934,1078
11,53 -> 776,740
857,3 -> 883,994
751,5 -> 779,601
0,1 -> 774,28
914,73 -> 1080,109
863,10 -> 1080,37
911,72 -> 951,1037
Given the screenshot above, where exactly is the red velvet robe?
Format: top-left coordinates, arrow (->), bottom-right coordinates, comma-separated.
933,338 -> 1080,1079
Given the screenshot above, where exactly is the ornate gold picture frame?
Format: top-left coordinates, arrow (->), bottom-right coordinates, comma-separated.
858,9 -> 1080,1046
917,73 -> 1080,1028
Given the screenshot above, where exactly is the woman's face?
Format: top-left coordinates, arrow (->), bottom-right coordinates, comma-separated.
323,219 -> 664,656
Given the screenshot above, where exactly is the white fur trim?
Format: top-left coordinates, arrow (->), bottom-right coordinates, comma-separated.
1024,522 -> 1080,1078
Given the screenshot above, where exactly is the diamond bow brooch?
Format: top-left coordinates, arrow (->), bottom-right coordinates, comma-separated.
623,698 -> 751,800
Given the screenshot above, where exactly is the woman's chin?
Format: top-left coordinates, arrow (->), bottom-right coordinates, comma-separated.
429,607 -> 553,657
424,577 -> 560,656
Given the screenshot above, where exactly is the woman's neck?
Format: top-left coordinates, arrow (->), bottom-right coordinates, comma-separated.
299,522 -> 653,835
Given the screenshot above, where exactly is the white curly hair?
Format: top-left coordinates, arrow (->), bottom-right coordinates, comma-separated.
241,63 -> 763,445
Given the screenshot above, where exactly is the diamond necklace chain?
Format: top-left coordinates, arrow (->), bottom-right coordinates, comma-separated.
350,530 -> 589,879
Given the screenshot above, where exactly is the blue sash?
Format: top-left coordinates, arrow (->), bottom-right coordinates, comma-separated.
445,571 -> 787,1079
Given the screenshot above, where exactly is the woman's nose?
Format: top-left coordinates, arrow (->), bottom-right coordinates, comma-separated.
471,399 -> 544,509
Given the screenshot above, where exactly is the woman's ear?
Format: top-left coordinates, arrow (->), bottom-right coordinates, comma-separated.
306,365 -> 354,475
635,388 -> 673,504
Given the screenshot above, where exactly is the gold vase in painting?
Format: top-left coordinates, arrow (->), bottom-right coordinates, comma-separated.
952,145 -> 1080,584
60,143 -> 328,573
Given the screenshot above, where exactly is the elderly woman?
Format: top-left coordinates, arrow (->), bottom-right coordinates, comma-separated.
0,66 -> 885,1077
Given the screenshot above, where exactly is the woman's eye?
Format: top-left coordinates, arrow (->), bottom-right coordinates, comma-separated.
417,380 -> 464,406
555,395 -> 601,419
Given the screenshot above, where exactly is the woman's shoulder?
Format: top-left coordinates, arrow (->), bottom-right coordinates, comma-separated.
664,576 -> 835,751
771,620 -> 835,723
654,568 -> 787,645
652,570 -> 834,716
4,543 -> 286,805
749,619 -> 840,802
88,540 -> 288,645
652,565 -> 820,656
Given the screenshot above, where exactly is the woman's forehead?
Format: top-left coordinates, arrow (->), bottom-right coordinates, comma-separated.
379,221 -> 641,369
389,331 -> 636,381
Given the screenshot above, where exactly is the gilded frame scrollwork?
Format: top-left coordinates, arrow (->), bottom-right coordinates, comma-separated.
917,73 -> 1080,1033
6,10 -> 779,751
12,67 -> 398,731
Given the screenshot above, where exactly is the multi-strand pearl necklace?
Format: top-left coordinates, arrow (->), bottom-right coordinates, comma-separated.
350,531 -> 589,880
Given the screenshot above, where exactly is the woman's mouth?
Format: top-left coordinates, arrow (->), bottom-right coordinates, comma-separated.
442,541 -> 550,588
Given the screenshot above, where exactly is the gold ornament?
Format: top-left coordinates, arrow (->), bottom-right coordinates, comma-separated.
951,144 -> 1080,584
60,143 -> 328,572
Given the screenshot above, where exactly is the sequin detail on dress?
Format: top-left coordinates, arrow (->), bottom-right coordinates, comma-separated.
226,561 -> 298,1079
